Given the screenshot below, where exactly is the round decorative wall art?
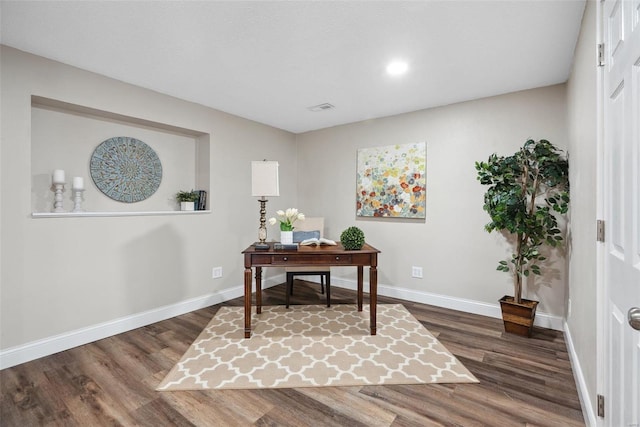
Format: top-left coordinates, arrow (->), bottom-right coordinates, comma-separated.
90,136 -> 163,203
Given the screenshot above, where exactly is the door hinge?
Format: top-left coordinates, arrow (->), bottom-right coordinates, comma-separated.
597,220 -> 605,242
597,394 -> 605,417
598,43 -> 605,67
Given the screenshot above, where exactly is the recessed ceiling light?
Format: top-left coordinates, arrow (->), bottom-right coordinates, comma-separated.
386,60 -> 409,76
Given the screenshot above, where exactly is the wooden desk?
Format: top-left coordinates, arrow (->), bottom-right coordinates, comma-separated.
241,242 -> 380,338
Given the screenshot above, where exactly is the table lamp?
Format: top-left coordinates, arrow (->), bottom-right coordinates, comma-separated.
251,160 -> 279,249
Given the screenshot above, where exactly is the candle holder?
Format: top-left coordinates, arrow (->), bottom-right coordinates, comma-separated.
72,188 -> 85,212
52,183 -> 66,213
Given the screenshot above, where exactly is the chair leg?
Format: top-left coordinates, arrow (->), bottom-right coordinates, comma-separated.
287,272 -> 330,307
326,273 -> 331,307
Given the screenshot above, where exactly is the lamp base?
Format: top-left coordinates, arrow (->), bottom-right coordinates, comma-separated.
254,242 -> 270,250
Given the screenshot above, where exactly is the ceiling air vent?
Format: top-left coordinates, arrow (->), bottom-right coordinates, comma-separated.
307,103 -> 335,112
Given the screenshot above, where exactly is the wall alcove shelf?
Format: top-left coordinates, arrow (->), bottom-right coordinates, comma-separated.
32,210 -> 211,219
30,96 -> 211,217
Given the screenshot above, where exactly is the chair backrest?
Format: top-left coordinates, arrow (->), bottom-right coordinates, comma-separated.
288,217 -> 330,272
295,217 -> 324,237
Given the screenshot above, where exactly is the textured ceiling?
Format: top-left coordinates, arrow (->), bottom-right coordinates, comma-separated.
0,1 -> 586,134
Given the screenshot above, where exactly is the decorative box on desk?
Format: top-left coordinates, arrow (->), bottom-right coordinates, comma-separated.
253,242 -> 270,250
252,242 -> 299,250
273,243 -> 298,250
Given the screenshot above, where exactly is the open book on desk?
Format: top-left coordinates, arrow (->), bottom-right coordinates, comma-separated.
299,237 -> 337,246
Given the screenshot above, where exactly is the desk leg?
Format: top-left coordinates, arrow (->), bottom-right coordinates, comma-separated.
244,267 -> 252,338
357,266 -> 363,311
370,265 -> 377,336
255,267 -> 262,314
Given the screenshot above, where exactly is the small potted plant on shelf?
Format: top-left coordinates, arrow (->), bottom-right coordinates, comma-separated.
475,139 -> 569,337
176,190 -> 199,211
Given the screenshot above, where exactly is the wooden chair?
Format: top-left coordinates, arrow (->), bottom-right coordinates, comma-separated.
285,217 -> 331,308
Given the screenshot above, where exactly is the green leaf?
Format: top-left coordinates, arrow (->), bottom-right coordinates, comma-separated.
476,139 -> 569,283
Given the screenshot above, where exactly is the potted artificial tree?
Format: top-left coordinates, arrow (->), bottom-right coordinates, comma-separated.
475,139 -> 569,337
176,190 -> 199,211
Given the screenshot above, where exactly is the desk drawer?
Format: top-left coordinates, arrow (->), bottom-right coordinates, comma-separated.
272,255 -> 296,265
271,254 -> 353,265
271,254 -> 311,265
251,254 -> 272,265
328,254 -> 352,265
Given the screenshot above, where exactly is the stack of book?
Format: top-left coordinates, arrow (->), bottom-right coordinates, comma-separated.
273,243 -> 298,250
196,190 -> 207,210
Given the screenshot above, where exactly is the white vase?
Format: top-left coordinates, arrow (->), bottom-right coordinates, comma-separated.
180,201 -> 195,211
280,230 -> 293,244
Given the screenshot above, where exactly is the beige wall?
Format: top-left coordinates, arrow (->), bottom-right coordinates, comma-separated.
566,0 -> 598,417
30,104 -> 200,213
296,84 -> 569,316
3,27 -> 597,394
0,46 -> 298,349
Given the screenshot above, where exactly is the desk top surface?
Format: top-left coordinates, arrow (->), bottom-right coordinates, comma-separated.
242,242 -> 380,255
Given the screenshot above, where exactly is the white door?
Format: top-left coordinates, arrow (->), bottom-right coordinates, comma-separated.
602,0 -> 640,425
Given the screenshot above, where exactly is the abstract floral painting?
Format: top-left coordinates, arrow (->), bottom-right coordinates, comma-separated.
356,142 -> 426,218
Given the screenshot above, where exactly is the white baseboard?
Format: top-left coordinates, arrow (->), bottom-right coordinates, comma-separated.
323,275 -> 564,331
1,272 -> 565,370
0,274 -> 284,370
564,321 -> 597,427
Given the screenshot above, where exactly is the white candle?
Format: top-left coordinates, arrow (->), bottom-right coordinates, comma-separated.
73,176 -> 84,190
52,169 -> 65,184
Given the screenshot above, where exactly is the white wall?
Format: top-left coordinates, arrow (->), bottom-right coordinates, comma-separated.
0,46 -> 297,350
566,0 -> 598,421
296,85 -> 569,317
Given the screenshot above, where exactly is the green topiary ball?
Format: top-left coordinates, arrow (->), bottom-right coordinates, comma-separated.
340,226 -> 365,250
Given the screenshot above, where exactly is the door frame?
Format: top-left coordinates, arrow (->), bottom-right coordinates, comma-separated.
596,0 -> 605,426
596,0 -> 640,425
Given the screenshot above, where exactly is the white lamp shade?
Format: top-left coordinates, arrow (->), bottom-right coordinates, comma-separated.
251,160 -> 280,197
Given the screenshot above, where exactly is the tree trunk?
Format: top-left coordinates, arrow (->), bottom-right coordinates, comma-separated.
514,233 -> 523,304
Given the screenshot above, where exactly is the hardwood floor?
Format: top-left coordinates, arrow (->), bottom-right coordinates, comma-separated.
1,282 -> 585,426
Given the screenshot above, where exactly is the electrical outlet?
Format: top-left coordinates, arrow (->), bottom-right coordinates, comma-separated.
411,266 -> 423,278
567,299 -> 572,317
212,267 -> 223,279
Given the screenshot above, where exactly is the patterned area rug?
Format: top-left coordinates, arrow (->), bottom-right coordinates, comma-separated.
157,304 -> 477,390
